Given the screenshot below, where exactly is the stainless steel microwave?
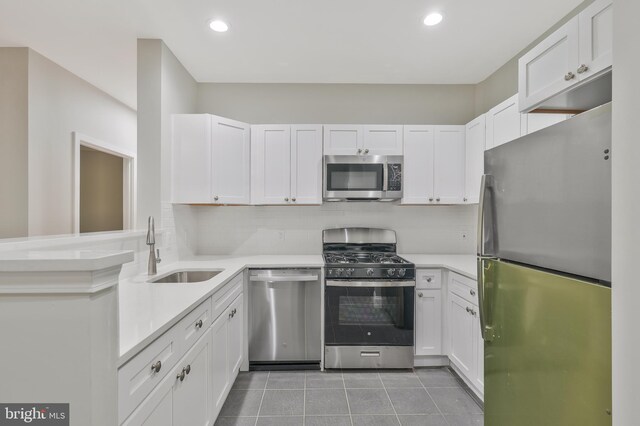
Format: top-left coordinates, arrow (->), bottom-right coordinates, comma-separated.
323,155 -> 403,201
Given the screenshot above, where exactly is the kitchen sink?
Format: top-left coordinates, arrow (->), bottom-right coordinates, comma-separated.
149,270 -> 223,283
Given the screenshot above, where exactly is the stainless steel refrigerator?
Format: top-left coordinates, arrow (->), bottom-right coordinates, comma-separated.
478,103 -> 612,426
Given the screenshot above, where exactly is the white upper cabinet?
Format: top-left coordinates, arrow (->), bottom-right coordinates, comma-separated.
464,115 -> 486,204
434,126 -> 466,204
485,94 -> 522,150
251,125 -> 291,205
211,116 -> 252,205
252,125 -> 322,205
579,0 -> 613,80
171,114 -> 251,205
519,0 -> 612,112
323,125 -> 403,155
362,125 -> 403,155
291,125 -> 323,204
402,126 -> 435,204
402,126 -> 464,204
172,115 -> 212,204
323,125 -> 362,155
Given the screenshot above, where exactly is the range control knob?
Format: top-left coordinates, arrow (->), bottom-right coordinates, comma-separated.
387,268 -> 396,277
366,268 -> 375,277
345,268 -> 354,277
337,268 -> 345,277
398,269 -> 406,278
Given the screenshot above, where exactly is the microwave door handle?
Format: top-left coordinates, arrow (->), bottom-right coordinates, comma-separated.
383,163 -> 388,192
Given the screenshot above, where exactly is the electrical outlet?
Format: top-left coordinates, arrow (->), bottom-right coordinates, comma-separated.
277,231 -> 286,241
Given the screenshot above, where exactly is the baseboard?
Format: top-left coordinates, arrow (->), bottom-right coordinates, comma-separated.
413,355 -> 449,367
449,362 -> 484,404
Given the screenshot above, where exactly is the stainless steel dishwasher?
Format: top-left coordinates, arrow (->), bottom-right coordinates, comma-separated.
248,269 -> 321,369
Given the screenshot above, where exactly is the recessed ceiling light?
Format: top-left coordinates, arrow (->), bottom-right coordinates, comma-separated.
423,13 -> 443,26
209,20 -> 229,32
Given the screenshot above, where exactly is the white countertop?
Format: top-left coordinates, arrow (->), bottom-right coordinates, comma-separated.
118,253 -> 475,366
0,250 -> 134,272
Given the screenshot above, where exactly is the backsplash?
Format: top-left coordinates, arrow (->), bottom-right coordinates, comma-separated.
184,203 -> 478,255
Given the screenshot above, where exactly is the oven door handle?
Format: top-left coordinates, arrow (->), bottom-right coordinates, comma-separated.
326,280 -> 415,288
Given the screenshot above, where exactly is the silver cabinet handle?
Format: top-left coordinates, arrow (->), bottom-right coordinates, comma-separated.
151,361 -> 161,373
466,307 -> 471,313
436,197 -> 441,202
426,277 -> 432,283
177,370 -> 185,382
185,365 -> 191,375
470,289 -> 476,296
471,309 -> 477,316
418,292 -> 423,298
292,198 -> 296,202
357,149 -> 362,154
284,197 -> 289,202
577,64 -> 589,74
364,149 -> 369,154
564,72 -> 576,81
214,195 -> 219,201
195,319 -> 203,329
429,198 -> 434,202
463,197 -> 468,202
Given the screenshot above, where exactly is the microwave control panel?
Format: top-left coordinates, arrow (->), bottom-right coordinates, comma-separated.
387,164 -> 402,191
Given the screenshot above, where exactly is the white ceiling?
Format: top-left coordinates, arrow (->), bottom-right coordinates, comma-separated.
0,0 -> 583,109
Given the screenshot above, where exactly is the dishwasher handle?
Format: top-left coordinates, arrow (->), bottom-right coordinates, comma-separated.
249,274 -> 319,282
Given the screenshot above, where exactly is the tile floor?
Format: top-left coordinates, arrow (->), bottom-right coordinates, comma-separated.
215,368 -> 483,426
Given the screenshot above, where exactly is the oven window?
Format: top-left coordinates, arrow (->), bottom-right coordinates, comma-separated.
325,286 -> 414,346
326,164 -> 384,191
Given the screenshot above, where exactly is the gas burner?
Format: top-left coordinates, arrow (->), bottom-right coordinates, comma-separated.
324,254 -> 358,264
370,253 -> 406,264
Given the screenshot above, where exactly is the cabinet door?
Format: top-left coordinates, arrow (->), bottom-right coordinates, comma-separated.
122,376 -> 173,426
448,292 -> 474,377
434,126 -> 465,204
464,115 -> 485,204
579,0 -> 612,80
211,116 -> 251,204
173,328 -> 212,426
291,125 -> 323,205
415,289 -> 442,356
210,312 -> 229,418
518,19 -> 580,112
401,126 -> 435,204
472,313 -> 484,395
362,125 -> 403,155
171,114 -> 211,204
520,113 -> 570,136
323,125 -> 363,155
251,125 -> 291,205
227,294 -> 244,381
486,95 -> 523,150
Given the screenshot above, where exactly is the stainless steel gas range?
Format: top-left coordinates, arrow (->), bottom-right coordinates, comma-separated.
323,227 -> 416,369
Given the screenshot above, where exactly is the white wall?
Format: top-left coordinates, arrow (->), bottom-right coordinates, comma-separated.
0,48 -> 28,238
27,49 -> 137,236
612,0 -> 640,423
197,83 -> 476,125
191,203 -> 477,255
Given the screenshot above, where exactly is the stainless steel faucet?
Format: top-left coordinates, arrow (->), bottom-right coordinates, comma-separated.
146,216 -> 161,275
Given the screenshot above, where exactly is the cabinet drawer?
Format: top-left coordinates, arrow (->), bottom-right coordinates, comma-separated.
416,269 -> 442,289
118,326 -> 179,424
212,272 -> 243,321
449,273 -> 478,305
174,298 -> 212,357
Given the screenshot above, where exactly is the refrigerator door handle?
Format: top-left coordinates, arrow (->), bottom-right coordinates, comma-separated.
478,257 -> 496,342
477,174 -> 495,256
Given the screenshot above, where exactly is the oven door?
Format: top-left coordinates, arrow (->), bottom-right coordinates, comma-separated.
325,280 -> 415,347
324,156 -> 386,200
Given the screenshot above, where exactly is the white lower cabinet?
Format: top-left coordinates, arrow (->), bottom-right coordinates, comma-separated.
123,327 -> 212,426
447,272 -> 484,398
415,289 -> 442,356
121,277 -> 245,426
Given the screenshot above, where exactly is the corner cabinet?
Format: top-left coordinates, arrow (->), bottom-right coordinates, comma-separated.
251,125 -> 323,205
402,126 -> 465,205
518,0 -> 612,112
323,125 -> 403,156
464,115 -> 485,204
171,114 -> 251,205
120,273 -> 245,426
